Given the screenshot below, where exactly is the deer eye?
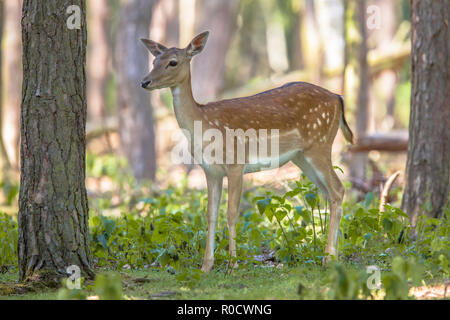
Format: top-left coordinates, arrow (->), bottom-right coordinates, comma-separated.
169,60 -> 178,67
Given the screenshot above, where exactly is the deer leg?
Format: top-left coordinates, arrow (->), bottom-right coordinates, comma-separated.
201,172 -> 223,273
324,167 -> 344,261
292,153 -> 330,200
294,152 -> 344,263
226,165 -> 244,268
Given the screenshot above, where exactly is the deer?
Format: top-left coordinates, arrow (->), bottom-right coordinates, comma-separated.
140,31 -> 354,273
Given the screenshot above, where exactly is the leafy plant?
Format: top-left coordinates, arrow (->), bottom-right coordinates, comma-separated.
0,213 -> 18,268
382,256 -> 424,300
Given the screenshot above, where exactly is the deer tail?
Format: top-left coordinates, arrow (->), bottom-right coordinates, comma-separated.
337,95 -> 354,144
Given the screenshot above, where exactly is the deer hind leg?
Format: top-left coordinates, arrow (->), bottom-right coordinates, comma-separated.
201,172 -> 223,273
293,151 -> 344,262
226,165 -> 244,268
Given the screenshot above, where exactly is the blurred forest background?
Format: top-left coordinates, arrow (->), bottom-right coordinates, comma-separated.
0,0 -> 412,214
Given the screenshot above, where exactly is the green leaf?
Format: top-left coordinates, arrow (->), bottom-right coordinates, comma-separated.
363,233 -> 372,241
333,165 -> 344,174
382,218 -> 393,232
364,192 -> 375,208
274,210 -> 287,222
300,209 -> 311,223
265,208 -> 274,223
96,233 -> 108,250
305,192 -> 317,208
256,198 -> 272,215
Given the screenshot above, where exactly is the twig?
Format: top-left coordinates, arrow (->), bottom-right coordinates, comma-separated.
379,171 -> 401,212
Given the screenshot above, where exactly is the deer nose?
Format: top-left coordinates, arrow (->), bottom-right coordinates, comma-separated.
141,80 -> 151,88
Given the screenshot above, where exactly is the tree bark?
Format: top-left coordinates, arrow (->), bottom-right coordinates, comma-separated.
2,0 -> 22,168
191,0 -> 240,102
402,0 -> 450,225
87,0 -> 110,123
349,0 -> 370,181
116,0 -> 156,181
19,0 -> 94,282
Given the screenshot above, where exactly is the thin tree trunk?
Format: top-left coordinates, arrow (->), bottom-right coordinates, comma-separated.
149,0 -> 179,113
301,0 -> 324,83
0,0 -> 11,181
150,0 -> 179,47
342,0 -> 349,94
374,0 -> 398,131
191,0 -> 240,102
87,0 -> 110,123
2,0 -> 22,168
350,0 -> 369,181
19,0 -> 94,282
290,4 -> 304,71
402,0 -> 449,226
116,0 -> 156,181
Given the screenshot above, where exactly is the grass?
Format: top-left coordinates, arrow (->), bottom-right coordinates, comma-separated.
0,261 -> 447,300
0,265 -> 317,300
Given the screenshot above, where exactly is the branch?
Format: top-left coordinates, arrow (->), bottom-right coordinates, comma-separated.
379,171 -> 401,212
349,131 -> 408,153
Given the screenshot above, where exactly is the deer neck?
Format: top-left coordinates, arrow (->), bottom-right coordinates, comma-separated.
170,72 -> 201,133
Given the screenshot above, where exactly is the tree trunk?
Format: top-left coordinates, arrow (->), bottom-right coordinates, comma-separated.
301,0 -> 324,83
374,0 -> 398,131
2,0 -> 22,168
402,0 -> 450,225
150,0 -> 179,47
116,0 -> 156,181
290,3 -> 304,71
19,0 -> 94,282
87,0 -> 110,123
349,0 -> 370,181
191,0 -> 240,102
0,0 -> 11,180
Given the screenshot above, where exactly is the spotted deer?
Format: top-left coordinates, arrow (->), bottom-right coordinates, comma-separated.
140,31 -> 354,272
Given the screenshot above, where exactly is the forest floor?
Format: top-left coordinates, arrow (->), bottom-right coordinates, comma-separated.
0,265 -> 448,300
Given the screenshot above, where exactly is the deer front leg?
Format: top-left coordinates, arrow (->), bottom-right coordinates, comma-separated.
201,172 -> 223,273
226,165 -> 244,268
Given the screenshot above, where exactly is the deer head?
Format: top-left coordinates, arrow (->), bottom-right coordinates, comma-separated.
140,31 -> 209,90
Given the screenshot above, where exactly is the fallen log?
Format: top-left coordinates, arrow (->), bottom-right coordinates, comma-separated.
349,131 -> 408,152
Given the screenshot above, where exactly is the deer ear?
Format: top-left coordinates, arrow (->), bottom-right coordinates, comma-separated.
186,31 -> 209,58
140,39 -> 168,57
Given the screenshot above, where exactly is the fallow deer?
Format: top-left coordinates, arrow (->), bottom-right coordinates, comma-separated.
140,31 -> 354,273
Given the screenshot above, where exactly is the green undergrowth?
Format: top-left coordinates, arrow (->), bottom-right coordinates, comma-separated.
0,155 -> 448,300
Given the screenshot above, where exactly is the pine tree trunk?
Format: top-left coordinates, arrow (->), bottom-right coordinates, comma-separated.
19,0 -> 94,282
116,0 -> 157,182
402,0 -> 450,225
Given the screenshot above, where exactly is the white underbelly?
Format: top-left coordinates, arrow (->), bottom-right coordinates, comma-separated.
243,149 -> 300,174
